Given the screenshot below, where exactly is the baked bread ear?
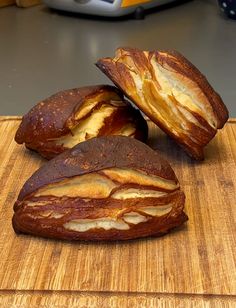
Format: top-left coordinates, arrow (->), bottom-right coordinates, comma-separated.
15,85 -> 148,159
96,48 -> 229,160
13,136 -> 187,241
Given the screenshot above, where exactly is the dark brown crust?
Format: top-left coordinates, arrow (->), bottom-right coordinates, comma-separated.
14,191 -> 182,218
25,142 -> 67,160
155,50 -> 228,128
17,136 -> 178,201
13,136 -> 187,241
98,47 -> 228,129
12,191 -> 187,241
16,85 -> 122,143
97,60 -> 136,103
15,84 -> 148,159
96,47 -> 229,160
144,98 -> 217,160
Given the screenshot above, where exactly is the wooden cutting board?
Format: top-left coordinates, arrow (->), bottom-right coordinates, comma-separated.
0,117 -> 235,307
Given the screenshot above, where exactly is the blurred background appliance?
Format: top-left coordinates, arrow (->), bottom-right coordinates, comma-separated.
43,0 -> 180,17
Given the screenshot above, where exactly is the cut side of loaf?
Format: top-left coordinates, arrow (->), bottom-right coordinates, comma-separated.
97,48 -> 229,160
15,85 -> 148,159
13,136 -> 188,241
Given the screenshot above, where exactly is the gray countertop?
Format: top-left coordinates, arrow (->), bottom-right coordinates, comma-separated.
0,0 -> 235,116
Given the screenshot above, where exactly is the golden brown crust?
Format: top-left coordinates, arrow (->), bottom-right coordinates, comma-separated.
96,48 -> 229,160
15,85 -> 148,159
13,136 -> 187,241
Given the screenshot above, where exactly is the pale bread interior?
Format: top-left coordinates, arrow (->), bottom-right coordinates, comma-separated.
63,203 -> 172,232
55,104 -> 116,148
26,168 -> 177,232
102,168 -> 178,191
74,91 -> 121,121
35,168 -> 178,199
52,92 -> 136,148
110,49 -> 218,146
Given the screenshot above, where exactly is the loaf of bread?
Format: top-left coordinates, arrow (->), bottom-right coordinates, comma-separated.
97,48 -> 229,160
13,136 -> 187,241
15,85 -> 148,159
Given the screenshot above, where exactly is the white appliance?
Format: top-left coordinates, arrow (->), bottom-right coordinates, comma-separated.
43,0 -> 179,17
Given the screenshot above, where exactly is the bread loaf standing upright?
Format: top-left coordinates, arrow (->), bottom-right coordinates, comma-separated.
97,48 -> 229,160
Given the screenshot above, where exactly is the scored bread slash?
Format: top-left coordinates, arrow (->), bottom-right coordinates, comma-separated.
15,85 -> 148,159
12,136 -> 188,241
96,48 -> 229,160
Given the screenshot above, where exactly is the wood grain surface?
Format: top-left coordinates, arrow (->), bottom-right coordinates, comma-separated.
0,117 -> 235,307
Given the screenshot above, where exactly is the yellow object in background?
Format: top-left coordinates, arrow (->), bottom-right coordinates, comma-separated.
122,0 -> 151,8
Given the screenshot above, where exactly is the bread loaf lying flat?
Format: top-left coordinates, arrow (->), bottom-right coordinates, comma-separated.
97,48 -> 229,160
15,85 -> 148,159
13,136 -> 187,241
